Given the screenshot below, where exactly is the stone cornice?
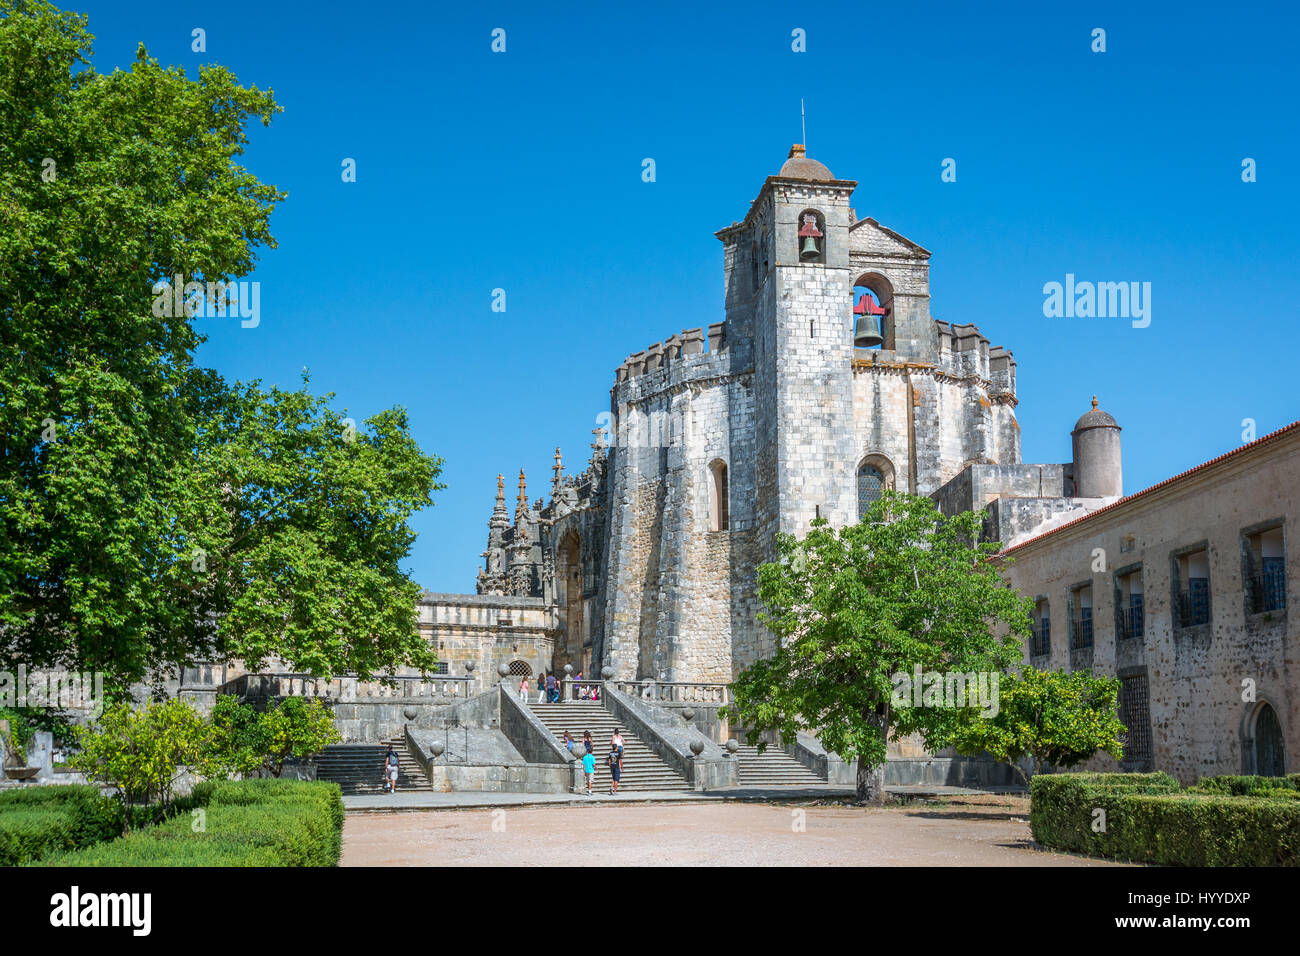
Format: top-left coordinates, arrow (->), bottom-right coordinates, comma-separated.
617,369 -> 754,410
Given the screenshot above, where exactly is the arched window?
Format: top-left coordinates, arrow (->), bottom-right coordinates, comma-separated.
708,459 -> 729,532
856,454 -> 896,520
857,465 -> 884,519
508,660 -> 532,677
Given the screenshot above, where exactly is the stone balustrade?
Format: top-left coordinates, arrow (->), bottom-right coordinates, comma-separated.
218,673 -> 474,702
611,680 -> 729,704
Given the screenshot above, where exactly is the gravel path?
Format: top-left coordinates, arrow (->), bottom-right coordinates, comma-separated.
341,796 -> 1129,867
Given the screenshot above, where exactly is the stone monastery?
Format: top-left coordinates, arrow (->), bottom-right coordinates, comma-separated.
453,144 -> 1124,687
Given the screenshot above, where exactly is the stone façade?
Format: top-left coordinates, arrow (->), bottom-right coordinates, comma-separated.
463,146 -> 1114,685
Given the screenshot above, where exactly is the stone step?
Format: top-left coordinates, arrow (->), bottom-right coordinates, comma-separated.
527,703 -> 689,791
315,739 -> 433,794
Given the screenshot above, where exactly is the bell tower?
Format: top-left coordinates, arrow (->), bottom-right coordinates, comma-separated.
718,145 -> 859,548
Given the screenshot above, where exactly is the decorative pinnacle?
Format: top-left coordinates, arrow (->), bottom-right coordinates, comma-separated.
1091,395 -> 1099,409
552,447 -> 563,490
516,468 -> 527,509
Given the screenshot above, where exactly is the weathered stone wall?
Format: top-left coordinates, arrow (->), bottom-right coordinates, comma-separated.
602,345 -> 756,682
419,593 -> 556,681
999,427 -> 1299,784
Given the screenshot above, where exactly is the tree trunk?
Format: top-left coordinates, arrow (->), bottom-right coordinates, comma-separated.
855,756 -> 885,805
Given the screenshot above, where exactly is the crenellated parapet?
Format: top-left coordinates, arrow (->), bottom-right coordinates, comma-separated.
616,325 -> 724,385
933,320 -> 1017,401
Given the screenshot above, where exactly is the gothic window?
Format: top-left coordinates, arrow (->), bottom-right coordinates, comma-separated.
507,660 -> 532,677
709,459 -> 729,532
857,465 -> 884,519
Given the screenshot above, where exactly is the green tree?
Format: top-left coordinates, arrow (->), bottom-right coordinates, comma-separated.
257,697 -> 342,778
940,666 -> 1127,784
201,694 -> 341,779
0,0 -> 283,685
70,698 -> 206,829
199,694 -> 264,779
720,492 -> 1030,803
0,2 -> 441,685
192,377 -> 441,680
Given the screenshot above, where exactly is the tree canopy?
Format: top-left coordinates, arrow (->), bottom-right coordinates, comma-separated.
721,491 -> 1031,802
1,1 -> 440,689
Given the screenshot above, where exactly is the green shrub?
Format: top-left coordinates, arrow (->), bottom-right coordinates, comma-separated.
39,779 -> 344,867
0,786 -> 122,865
1190,774 -> 1300,797
1031,772 -> 1300,866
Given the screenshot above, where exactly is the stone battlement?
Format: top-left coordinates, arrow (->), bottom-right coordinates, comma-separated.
617,324 -> 725,382
934,320 -> 1016,398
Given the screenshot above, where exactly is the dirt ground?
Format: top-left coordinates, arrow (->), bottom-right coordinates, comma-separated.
341,794 -> 1127,867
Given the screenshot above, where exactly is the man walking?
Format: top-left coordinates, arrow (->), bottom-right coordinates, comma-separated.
582,748 -> 596,796
606,747 -> 622,795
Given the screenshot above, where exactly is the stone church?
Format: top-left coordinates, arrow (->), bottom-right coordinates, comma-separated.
458,144 -> 1123,686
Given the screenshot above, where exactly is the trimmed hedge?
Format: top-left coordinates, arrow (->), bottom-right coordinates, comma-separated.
39,779 -> 344,867
1189,774 -> 1300,797
1031,772 -> 1300,866
0,785 -> 123,866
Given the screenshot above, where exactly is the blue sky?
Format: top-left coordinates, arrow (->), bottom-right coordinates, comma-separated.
73,0 -> 1300,591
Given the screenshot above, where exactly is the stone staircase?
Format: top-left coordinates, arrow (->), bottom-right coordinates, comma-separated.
529,701 -> 690,792
314,735 -> 432,795
730,743 -> 827,786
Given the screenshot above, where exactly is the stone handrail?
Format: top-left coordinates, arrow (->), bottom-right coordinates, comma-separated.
611,680 -> 729,705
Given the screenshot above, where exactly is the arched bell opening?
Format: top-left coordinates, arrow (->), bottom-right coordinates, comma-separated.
853,272 -> 895,350
797,209 -> 826,265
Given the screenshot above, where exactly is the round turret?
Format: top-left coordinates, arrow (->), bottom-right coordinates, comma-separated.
1071,396 -> 1123,497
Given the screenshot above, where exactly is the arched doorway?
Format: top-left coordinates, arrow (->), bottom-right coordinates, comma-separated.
1254,703 -> 1286,777
556,530 -> 584,672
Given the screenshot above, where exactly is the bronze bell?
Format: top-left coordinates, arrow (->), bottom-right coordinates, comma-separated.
854,313 -> 883,348
800,235 -> 820,260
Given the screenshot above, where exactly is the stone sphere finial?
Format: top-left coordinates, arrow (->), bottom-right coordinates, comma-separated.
431,742 -> 445,758
464,661 -> 476,673
689,739 -> 705,756
497,662 -> 510,677
564,663 -> 573,676
601,666 -> 614,680
681,707 -> 695,722
725,738 -> 739,754
402,706 -> 417,721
